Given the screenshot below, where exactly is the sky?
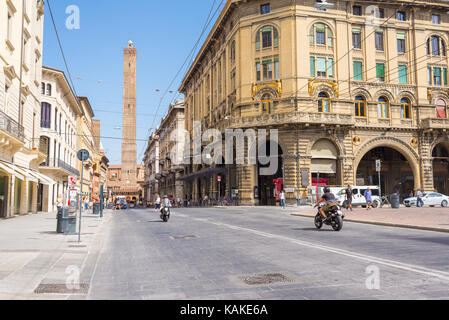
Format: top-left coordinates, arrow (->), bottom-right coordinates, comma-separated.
43,0 -> 224,165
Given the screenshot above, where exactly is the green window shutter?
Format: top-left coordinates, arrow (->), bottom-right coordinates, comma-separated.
310,56 -> 316,76
317,57 -> 327,72
434,67 -> 441,77
376,63 -> 385,78
274,57 -> 279,62
262,59 -> 272,65
398,65 -> 407,83
444,68 -> 448,85
397,33 -> 406,40
353,61 -> 362,80
328,58 -> 334,77
352,28 -> 361,34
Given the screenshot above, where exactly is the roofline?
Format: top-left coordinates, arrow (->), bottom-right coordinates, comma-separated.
179,0 -> 235,92
42,66 -> 83,115
77,96 -> 95,118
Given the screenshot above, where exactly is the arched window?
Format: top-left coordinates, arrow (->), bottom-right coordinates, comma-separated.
318,92 -> 330,113
309,23 -> 333,46
377,97 -> 389,119
261,93 -> 273,114
427,36 -> 446,56
400,98 -> 411,119
436,99 -> 447,119
256,26 -> 279,50
355,96 -> 366,117
41,82 -> 45,95
46,83 -> 52,96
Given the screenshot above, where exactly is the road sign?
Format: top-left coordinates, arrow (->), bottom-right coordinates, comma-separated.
68,176 -> 77,187
77,149 -> 90,162
376,160 -> 381,172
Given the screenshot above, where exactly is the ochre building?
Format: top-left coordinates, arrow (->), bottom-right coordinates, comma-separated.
178,0 -> 449,205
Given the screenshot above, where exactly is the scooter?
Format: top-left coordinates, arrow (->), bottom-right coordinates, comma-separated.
160,206 -> 170,222
314,202 -> 344,231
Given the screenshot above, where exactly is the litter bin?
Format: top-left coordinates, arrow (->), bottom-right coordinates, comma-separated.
56,207 -> 64,233
93,202 -> 101,215
391,193 -> 400,209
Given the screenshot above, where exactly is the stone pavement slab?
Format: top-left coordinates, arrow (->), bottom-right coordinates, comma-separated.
0,210 -> 112,300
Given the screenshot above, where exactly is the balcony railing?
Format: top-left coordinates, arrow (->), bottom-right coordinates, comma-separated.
421,118 -> 449,129
40,158 -> 80,176
0,111 -> 25,142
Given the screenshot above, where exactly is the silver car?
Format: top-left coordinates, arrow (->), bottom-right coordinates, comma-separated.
403,193 -> 449,207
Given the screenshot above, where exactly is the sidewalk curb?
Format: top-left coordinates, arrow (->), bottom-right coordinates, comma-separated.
291,213 -> 449,233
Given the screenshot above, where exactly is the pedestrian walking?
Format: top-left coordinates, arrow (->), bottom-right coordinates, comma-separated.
364,187 -> 373,210
280,190 -> 286,209
155,195 -> 161,211
417,189 -> 424,208
345,185 -> 353,211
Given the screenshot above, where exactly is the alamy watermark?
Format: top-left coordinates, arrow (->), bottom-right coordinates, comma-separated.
162,121 -> 280,176
66,5 -> 80,30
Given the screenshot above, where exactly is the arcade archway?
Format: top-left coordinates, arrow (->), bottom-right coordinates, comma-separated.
356,146 -> 415,200
433,142 -> 449,194
257,141 -> 283,206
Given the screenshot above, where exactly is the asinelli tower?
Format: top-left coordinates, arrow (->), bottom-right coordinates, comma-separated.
121,40 -> 137,188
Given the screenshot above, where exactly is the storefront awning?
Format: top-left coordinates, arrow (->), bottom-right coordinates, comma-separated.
0,161 -> 55,185
178,167 -> 227,182
0,161 -> 25,181
311,159 -> 337,174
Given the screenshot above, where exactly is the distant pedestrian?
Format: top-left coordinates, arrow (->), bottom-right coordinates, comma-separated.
417,189 -> 424,208
280,190 -> 286,209
364,187 -> 373,210
155,195 -> 161,210
345,185 -> 353,211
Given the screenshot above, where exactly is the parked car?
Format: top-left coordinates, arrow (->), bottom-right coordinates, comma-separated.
335,186 -> 382,208
403,193 -> 449,207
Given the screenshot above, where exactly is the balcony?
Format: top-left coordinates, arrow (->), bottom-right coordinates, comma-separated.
421,118 -> 449,130
226,111 -> 355,129
40,158 -> 80,177
0,110 -> 25,142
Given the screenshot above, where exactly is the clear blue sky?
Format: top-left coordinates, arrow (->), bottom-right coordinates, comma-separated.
43,0 -> 223,164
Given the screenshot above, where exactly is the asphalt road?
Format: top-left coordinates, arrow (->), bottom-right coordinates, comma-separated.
87,207 -> 449,300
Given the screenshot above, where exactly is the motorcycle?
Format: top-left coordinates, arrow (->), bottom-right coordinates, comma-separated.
160,206 -> 171,222
314,202 -> 344,231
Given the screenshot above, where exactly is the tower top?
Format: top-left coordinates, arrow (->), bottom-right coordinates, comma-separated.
128,40 -> 134,48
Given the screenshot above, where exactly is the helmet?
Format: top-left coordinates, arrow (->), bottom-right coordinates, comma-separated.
323,187 -> 331,193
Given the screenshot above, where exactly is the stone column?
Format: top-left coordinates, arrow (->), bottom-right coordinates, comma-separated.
237,164 -> 257,205
175,171 -> 184,199
20,180 -> 28,215
32,182 -> 38,213
283,154 -> 297,205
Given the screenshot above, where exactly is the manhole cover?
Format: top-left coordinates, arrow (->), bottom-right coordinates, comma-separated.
34,283 -> 89,294
68,245 -> 87,248
240,273 -> 292,286
172,235 -> 198,240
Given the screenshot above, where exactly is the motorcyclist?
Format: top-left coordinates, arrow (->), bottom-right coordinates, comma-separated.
314,187 -> 336,222
161,195 -> 171,212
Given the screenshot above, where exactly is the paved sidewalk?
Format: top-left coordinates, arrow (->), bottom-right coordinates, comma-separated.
0,209 -> 111,300
292,206 -> 449,232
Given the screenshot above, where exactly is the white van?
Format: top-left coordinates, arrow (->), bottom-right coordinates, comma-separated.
335,186 -> 381,208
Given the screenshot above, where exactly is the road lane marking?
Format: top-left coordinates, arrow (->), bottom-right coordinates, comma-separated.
179,216 -> 449,282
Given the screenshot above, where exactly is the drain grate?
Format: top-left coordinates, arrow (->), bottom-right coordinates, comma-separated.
34,283 -> 89,294
172,235 -> 198,240
240,273 -> 292,286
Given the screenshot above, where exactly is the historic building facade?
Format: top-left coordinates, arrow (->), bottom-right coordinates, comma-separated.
0,0 -> 49,217
152,100 -> 185,201
39,66 -> 81,212
143,132 -> 160,205
92,120 -> 109,202
178,0 -> 449,205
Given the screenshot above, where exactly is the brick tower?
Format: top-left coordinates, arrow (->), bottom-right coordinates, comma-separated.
121,40 -> 137,188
